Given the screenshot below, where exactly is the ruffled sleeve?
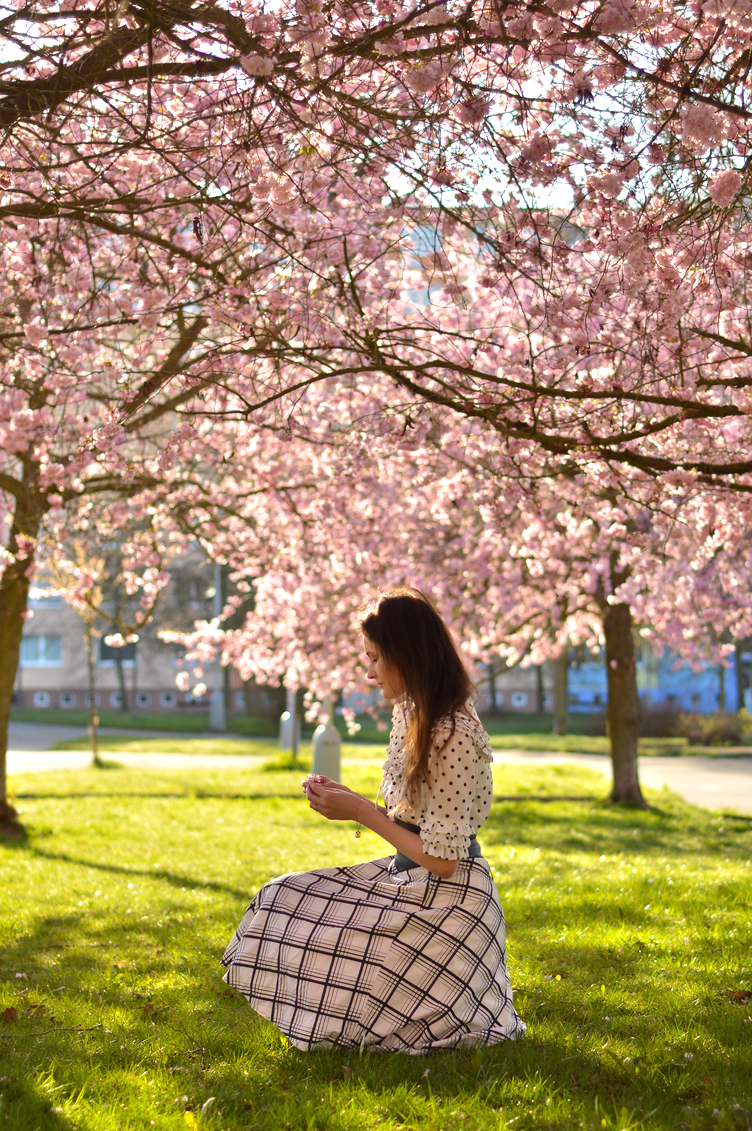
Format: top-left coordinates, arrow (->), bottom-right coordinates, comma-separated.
419,724 -> 482,860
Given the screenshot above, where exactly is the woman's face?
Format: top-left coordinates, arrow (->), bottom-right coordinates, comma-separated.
363,636 -> 404,701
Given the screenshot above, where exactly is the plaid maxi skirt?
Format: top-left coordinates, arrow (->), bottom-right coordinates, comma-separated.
220,855 -> 526,1052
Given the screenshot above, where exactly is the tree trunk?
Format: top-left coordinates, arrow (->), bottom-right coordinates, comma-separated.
242,678 -> 255,718
535,664 -> 545,715
718,663 -> 726,712
85,620 -> 101,767
115,653 -> 130,715
487,661 -> 498,715
552,652 -> 568,735
0,472 -> 43,823
603,602 -> 645,806
736,640 -> 747,714
224,664 -> 233,721
130,647 -> 138,718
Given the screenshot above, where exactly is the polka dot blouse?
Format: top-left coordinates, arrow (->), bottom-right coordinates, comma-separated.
381,700 -> 494,861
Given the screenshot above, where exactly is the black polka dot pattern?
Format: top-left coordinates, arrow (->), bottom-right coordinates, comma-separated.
381,701 -> 494,861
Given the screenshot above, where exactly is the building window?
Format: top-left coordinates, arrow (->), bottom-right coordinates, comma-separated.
21,635 -> 62,667
235,690 -> 246,709
33,691 -> 51,707
494,691 -> 504,708
110,692 -> 123,708
99,639 -> 136,667
511,691 -> 528,708
160,692 -> 176,708
84,693 -> 101,707
593,694 -> 603,705
60,692 -> 76,708
135,692 -> 151,708
28,594 -> 64,608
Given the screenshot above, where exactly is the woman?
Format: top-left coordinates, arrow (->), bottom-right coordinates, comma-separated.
221,588 -> 525,1052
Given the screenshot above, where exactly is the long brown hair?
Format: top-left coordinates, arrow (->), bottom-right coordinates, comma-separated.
359,587 -> 474,808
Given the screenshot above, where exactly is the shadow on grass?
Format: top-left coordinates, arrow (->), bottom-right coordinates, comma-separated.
0,1075 -> 73,1131
14,791 -> 305,800
0,900 -> 679,1131
482,797 -> 740,860
23,846 -> 252,903
3,786 -> 752,1129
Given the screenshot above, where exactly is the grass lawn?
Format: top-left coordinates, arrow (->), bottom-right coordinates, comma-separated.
2,762 -> 751,1131
486,736 -> 696,757
49,738 -> 388,765
51,733 -> 750,760
10,709 -> 280,738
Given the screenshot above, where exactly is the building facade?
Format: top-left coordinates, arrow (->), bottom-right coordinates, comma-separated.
477,642 -> 751,715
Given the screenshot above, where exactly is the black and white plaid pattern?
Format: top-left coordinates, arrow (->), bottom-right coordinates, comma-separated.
221,856 -> 525,1052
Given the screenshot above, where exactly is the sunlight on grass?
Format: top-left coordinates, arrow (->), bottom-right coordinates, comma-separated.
51,736 -> 390,760
1,762 -> 751,1130
52,736 -> 280,756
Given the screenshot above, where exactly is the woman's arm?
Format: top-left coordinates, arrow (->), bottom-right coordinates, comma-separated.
303,778 -> 458,879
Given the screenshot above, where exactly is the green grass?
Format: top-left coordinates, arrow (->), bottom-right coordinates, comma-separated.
487,735 -> 752,758
50,732 -> 748,761
49,738 -> 388,763
19,706 -> 752,758
1,761 -> 751,1130
51,736 -> 278,756
487,735 -> 690,756
10,708 -> 280,737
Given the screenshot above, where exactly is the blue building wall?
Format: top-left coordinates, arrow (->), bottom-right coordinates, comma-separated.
568,645 -> 749,714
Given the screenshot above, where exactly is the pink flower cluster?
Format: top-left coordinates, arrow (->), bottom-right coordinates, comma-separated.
708,169 -> 743,207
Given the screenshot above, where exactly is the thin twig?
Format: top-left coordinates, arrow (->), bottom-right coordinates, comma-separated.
0,1023 -> 102,1040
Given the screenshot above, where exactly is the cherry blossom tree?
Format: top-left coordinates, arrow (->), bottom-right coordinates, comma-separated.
0,196 -> 311,823
4,0 -> 752,826
162,380 -> 752,806
3,0 -> 752,466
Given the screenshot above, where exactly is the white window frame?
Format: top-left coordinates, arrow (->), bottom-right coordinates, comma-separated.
20,634 -> 62,667
511,691 -> 528,708
135,691 -> 151,708
160,692 -> 177,708
33,691 -> 51,707
59,692 -> 76,708
28,594 -> 64,609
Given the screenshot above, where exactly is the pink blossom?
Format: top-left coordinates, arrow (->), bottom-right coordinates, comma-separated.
708,169 -> 743,207
681,104 -> 724,154
595,0 -> 637,34
240,54 -> 275,77
24,323 -> 48,346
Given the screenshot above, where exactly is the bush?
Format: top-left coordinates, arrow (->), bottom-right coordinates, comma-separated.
576,710 -> 608,736
638,703 -> 682,738
565,704 -> 751,741
579,704 -> 683,738
676,709 -> 752,746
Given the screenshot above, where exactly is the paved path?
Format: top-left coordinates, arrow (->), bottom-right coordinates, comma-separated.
6,723 -> 752,816
6,750 -> 269,773
7,721 -> 252,751
491,750 -> 752,816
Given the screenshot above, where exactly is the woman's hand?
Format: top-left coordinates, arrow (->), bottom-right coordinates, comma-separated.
303,777 -> 363,822
301,774 -> 355,799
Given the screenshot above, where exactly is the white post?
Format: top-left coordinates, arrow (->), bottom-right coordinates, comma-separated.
312,695 -> 341,781
279,687 -> 299,750
209,561 -> 226,732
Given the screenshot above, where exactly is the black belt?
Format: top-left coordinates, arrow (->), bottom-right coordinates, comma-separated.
392,816 -> 482,873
